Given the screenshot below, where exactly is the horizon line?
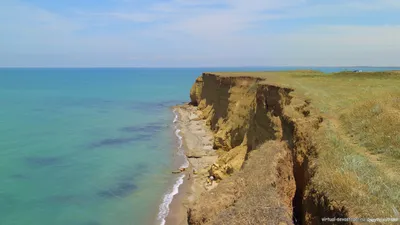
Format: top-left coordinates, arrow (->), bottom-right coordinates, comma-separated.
1,65 -> 400,69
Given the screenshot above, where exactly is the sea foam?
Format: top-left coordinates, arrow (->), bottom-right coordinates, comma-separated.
157,109 -> 189,225
157,174 -> 185,225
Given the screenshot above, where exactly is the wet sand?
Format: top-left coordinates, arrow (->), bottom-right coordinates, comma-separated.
165,104 -> 218,225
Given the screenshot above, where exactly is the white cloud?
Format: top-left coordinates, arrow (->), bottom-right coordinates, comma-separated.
1,0 -> 400,67
77,12 -> 160,23
135,25 -> 400,67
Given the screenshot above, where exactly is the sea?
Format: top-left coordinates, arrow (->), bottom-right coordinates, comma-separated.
0,67 -> 398,225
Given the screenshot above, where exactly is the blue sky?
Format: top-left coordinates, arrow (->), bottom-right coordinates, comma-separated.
1,0 -> 399,67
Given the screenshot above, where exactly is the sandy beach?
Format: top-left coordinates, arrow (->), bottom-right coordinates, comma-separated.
165,104 -> 218,225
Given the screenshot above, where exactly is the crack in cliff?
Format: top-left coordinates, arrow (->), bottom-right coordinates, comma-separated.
279,115 -> 303,224
280,100 -> 350,225
263,87 -> 307,225
256,83 -> 349,225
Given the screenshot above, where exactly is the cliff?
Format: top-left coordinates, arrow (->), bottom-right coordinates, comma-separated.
190,74 -> 293,177
184,71 -> 400,225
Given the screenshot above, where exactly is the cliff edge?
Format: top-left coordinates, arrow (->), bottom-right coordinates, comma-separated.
184,71 -> 400,225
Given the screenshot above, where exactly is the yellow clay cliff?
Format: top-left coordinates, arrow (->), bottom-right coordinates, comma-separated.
185,71 -> 400,225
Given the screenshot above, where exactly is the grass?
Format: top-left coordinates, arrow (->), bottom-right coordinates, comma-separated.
340,97 -> 400,159
315,121 -> 400,218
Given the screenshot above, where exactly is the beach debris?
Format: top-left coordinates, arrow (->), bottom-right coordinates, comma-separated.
172,167 -> 186,174
193,169 -> 198,175
206,175 -> 215,186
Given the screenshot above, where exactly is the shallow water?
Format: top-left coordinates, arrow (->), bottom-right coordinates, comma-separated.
0,68 -> 199,225
0,67 -> 397,225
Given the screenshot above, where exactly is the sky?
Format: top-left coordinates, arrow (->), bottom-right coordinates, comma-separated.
1,0 -> 400,67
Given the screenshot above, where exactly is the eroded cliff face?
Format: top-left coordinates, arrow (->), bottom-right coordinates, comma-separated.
187,73 -> 350,225
189,73 -> 293,179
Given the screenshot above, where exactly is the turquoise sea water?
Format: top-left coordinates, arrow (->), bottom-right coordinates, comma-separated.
0,67 -> 398,225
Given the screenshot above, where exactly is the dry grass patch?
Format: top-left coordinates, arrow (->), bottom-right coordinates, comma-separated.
340,96 -> 400,159
313,121 -> 400,219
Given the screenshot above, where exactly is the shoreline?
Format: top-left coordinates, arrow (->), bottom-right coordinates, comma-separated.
164,104 -> 218,225
156,109 -> 189,225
